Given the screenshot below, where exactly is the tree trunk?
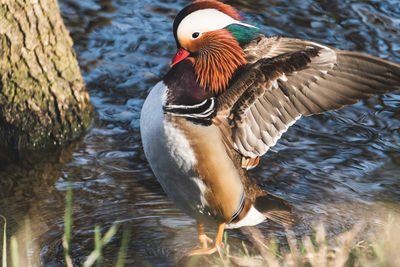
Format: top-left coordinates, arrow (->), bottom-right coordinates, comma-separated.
0,0 -> 93,150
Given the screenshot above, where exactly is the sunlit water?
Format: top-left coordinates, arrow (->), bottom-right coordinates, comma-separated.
0,0 -> 399,265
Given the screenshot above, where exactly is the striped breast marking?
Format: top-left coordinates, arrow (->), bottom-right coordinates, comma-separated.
163,98 -> 217,125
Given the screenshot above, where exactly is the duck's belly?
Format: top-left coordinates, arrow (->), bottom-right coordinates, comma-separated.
140,82 -> 244,224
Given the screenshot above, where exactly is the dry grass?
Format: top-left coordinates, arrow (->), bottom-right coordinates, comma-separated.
201,213 -> 400,267
2,201 -> 400,266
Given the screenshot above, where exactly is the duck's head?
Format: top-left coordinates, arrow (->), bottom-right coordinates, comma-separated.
170,0 -> 259,94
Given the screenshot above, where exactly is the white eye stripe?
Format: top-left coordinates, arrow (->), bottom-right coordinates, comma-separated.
177,9 -> 256,43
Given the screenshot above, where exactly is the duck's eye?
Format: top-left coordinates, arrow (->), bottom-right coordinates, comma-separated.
192,32 -> 200,39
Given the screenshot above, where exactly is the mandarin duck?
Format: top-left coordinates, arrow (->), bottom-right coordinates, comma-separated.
140,0 -> 400,255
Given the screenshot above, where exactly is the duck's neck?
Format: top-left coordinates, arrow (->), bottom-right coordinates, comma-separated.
163,59 -> 210,105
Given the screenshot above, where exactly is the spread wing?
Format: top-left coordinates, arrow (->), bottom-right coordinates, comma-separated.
215,36 -> 400,163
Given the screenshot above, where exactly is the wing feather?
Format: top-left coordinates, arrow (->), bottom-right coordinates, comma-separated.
215,35 -> 400,159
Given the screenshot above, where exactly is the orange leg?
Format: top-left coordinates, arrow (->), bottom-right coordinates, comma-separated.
197,222 -> 213,249
187,222 -> 226,256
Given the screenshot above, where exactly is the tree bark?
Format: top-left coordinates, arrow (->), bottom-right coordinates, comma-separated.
0,0 -> 93,150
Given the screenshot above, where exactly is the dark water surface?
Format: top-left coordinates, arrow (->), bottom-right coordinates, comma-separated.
0,0 -> 399,265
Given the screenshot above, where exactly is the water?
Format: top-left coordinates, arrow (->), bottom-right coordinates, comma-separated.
0,0 -> 399,265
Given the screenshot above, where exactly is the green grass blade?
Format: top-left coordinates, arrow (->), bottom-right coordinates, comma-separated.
101,223 -> 119,244
241,241 -> 249,257
24,216 -> 32,267
83,223 -> 119,267
1,215 -> 6,267
83,250 -> 100,267
94,226 -> 102,267
11,236 -> 18,267
115,226 -> 130,267
63,182 -> 73,267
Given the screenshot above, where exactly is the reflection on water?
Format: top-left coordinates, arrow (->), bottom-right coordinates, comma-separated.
0,0 -> 399,265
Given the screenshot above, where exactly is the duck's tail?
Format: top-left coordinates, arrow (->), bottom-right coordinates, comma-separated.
226,192 -> 297,229
254,192 -> 297,226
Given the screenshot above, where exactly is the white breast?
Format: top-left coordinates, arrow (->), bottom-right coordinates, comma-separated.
140,81 -> 197,171
140,81 -> 212,222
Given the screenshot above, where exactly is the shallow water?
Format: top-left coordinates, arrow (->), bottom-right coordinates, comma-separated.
0,0 -> 399,265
